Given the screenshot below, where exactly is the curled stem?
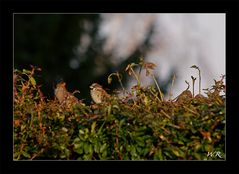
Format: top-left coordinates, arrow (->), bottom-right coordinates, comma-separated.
191,65 -> 201,94
108,72 -> 126,94
191,76 -> 196,97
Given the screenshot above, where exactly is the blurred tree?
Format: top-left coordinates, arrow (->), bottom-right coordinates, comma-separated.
14,14 -> 161,104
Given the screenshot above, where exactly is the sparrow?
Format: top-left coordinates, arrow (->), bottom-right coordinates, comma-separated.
90,83 -> 110,104
54,81 -> 78,107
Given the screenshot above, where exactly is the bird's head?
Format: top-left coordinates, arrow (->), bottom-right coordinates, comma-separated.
90,83 -> 102,89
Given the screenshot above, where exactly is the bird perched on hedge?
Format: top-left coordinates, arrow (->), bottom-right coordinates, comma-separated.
90,83 -> 110,104
54,81 -> 78,107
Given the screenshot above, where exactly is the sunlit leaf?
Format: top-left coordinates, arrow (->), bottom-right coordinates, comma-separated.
30,77 -> 36,88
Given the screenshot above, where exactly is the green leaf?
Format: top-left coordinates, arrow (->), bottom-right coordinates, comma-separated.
29,77 -> 36,88
22,151 -> 31,158
97,121 -> 105,134
74,143 -> 81,149
22,69 -> 31,75
94,142 -> 101,153
83,153 -> 92,160
79,129 -> 84,134
89,144 -> 93,155
100,143 -> 107,153
91,121 -> 97,134
204,144 -> 213,152
84,143 -> 90,154
74,146 -> 84,154
136,138 -> 145,147
102,150 -> 107,159
60,154 -> 66,159
155,149 -> 163,160
142,147 -> 150,156
130,146 -> 137,157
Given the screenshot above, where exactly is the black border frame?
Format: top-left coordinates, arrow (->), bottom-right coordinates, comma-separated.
1,0 -> 239,174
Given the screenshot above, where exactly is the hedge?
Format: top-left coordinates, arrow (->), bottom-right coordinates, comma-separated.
13,61 -> 225,160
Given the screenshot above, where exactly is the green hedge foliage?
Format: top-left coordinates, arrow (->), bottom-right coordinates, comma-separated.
14,62 -> 225,160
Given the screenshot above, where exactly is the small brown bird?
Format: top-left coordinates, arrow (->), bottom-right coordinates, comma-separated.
54,81 -> 78,107
90,83 -> 110,104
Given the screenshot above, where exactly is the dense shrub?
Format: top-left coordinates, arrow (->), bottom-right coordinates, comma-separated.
13,62 -> 225,160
